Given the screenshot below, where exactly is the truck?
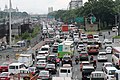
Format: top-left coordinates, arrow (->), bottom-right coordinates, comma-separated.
18,54 -> 33,67
57,41 -> 74,58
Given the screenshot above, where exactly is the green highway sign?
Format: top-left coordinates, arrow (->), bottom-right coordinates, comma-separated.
75,17 -> 84,23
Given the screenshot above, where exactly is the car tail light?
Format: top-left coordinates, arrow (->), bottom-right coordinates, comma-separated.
45,68 -> 47,70
119,60 -> 120,65
48,58 -> 50,60
80,54 -> 82,56
45,76 -> 49,78
38,76 -> 41,78
85,54 -> 88,56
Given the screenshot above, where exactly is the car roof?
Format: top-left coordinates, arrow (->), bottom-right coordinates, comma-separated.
83,66 -> 94,69
81,61 -> 90,64
48,55 -> 56,57
40,70 -> 49,73
9,63 -> 24,66
105,67 -> 117,70
104,62 -> 112,65
91,71 -> 104,74
99,52 -> 106,54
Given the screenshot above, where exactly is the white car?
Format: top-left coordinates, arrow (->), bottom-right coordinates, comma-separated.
36,60 -> 47,69
93,34 -> 99,41
112,27 -> 117,32
97,52 -> 107,61
106,47 -> 112,54
102,62 -> 113,71
77,44 -> 85,52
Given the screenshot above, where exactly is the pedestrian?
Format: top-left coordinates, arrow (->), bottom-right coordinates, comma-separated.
104,35 -> 105,39
108,31 -> 110,35
112,38 -> 114,43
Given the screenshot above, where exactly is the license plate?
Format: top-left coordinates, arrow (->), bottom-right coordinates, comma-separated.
2,69 -> 5,71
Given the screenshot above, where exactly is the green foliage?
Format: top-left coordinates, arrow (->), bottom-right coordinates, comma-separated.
48,0 -> 120,28
113,36 -> 120,39
21,25 -> 40,40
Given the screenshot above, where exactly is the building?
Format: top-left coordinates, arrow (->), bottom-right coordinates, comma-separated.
69,0 -> 83,10
48,7 -> 53,13
3,5 -> 19,12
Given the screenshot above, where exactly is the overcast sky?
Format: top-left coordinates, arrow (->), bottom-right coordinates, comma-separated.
0,0 -> 88,14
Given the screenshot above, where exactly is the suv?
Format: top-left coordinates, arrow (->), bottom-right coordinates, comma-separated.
62,55 -> 72,66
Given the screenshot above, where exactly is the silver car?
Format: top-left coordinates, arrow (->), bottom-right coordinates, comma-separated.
37,70 -> 51,80
36,60 -> 47,69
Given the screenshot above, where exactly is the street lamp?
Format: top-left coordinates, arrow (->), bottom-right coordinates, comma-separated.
9,0 -> 12,46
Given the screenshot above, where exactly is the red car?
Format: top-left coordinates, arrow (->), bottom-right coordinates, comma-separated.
0,62 -> 11,73
87,34 -> 93,39
0,72 -> 10,80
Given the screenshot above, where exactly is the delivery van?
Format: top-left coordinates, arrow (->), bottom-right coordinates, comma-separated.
9,63 -> 26,74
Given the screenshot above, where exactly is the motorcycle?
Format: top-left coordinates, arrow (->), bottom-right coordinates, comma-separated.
75,59 -> 79,64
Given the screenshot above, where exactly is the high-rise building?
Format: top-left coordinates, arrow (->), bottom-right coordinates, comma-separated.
48,7 -> 53,13
69,0 -> 83,10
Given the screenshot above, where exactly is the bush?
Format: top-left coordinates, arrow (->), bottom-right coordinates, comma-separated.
113,36 -> 120,39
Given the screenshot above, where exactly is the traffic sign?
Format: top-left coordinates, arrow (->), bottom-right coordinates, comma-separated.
75,17 -> 84,23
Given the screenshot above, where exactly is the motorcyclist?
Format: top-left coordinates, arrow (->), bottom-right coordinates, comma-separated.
90,55 -> 94,62
75,56 -> 79,61
93,60 -> 97,69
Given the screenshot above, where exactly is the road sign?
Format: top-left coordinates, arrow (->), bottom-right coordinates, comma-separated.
75,17 -> 84,23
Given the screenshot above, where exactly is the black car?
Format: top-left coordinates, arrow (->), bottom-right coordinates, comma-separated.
47,55 -> 57,64
45,64 -> 57,74
62,55 -> 72,66
52,46 -> 58,52
79,51 -> 89,61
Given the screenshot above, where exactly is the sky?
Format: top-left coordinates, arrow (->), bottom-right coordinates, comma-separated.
0,0 -> 88,14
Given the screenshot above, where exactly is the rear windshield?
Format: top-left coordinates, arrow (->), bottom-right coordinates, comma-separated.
41,48 -> 48,51
9,66 -> 15,69
60,69 -> 67,73
109,70 -> 116,75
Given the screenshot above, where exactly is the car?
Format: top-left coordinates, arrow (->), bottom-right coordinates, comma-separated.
102,62 -> 113,71
36,60 -> 47,69
52,43 -> 58,53
112,27 -> 117,32
82,37 -> 88,43
47,55 -> 57,64
99,32 -> 102,36
80,61 -> 90,71
0,62 -> 11,73
38,70 -> 51,80
106,47 -> 112,54
79,51 -> 88,61
87,34 -> 93,39
97,52 -> 107,61
77,44 -> 85,52
62,55 -> 72,66
0,72 -> 10,80
45,64 -> 57,74
93,35 -> 99,41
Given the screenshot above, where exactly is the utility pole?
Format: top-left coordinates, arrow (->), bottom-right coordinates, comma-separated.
9,0 -> 12,46
118,13 -> 120,36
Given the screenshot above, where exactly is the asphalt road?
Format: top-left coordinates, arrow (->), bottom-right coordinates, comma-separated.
0,30 -> 119,80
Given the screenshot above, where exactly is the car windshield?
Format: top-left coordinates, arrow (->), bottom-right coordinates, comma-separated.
94,36 -> 98,38
109,70 -> 116,75
46,64 -> 55,68
38,61 -> 45,63
60,69 -> 67,73
40,72 -> 49,76
41,48 -> 48,51
1,63 -> 8,66
29,68 -> 35,72
63,57 -> 70,59
105,64 -> 113,67
0,73 -> 8,77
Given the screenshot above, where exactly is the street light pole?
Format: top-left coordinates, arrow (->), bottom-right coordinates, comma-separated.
9,0 -> 12,46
